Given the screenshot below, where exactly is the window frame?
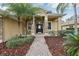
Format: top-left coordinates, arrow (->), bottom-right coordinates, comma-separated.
48,21 -> 52,30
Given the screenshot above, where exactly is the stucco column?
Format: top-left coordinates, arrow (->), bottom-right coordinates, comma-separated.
56,17 -> 61,36
44,15 -> 48,35
31,16 -> 35,35
59,17 -> 63,31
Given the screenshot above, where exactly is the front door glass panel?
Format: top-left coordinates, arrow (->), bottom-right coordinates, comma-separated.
36,24 -> 43,33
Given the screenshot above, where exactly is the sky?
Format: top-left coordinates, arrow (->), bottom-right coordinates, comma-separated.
33,3 -> 79,22
0,3 -> 79,22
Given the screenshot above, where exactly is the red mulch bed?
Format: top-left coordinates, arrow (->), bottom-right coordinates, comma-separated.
0,42 -> 31,56
44,36 -> 67,56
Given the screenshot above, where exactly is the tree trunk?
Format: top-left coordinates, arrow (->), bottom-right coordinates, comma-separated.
73,4 -> 78,35
18,16 -> 21,36
25,18 -> 27,36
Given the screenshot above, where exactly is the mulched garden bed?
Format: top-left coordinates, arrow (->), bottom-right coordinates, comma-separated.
0,42 -> 31,56
44,36 -> 67,56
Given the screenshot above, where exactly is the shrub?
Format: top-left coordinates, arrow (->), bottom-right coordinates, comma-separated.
48,31 -> 55,36
65,30 -> 74,34
58,30 -> 74,37
27,30 -> 31,34
6,36 -> 35,48
25,36 -> 35,44
57,30 -> 66,37
64,34 -> 79,56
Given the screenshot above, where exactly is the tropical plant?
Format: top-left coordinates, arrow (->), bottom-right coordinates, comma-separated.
58,30 -> 75,37
1,3 -> 44,35
56,3 -> 78,35
64,33 -> 79,56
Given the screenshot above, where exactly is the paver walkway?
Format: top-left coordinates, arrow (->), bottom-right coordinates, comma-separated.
26,34 -> 52,56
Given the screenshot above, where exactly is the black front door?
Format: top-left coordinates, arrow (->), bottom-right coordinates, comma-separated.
36,24 -> 43,33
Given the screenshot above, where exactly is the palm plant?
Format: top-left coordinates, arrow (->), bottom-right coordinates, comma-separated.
56,3 -> 78,35
64,33 -> 79,56
7,3 -> 37,35
56,3 -> 68,14
2,3 -> 43,35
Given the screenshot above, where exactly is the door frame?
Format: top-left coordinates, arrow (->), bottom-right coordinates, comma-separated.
36,23 -> 43,33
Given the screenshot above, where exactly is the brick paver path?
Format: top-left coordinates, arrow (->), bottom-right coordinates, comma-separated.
26,34 -> 52,56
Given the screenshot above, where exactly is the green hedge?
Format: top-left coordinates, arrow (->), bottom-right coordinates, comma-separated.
48,31 -> 55,36
58,30 -> 75,37
6,36 -> 35,48
25,36 -> 35,44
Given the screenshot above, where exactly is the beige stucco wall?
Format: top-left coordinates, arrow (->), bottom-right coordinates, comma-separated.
50,18 -> 61,31
61,17 -> 79,30
52,20 -> 58,31
62,26 -> 69,30
4,18 -> 23,41
62,25 -> 79,30
58,18 -> 62,30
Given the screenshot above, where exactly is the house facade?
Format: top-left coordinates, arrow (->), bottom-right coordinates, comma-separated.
0,15 -> 23,41
0,9 -> 25,42
61,16 -> 79,30
29,13 -> 62,35
0,9 -> 62,41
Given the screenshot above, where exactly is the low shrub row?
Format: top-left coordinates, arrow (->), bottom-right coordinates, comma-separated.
48,31 -> 55,36
58,30 -> 74,37
48,30 -> 74,37
6,36 -> 35,48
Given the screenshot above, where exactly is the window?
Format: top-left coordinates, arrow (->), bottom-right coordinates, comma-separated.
48,22 -> 51,29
